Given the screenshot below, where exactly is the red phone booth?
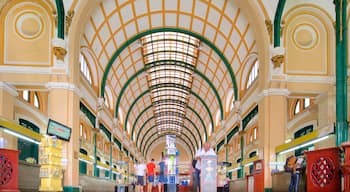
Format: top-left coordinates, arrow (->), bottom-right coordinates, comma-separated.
305,147 -> 340,192
0,149 -> 19,192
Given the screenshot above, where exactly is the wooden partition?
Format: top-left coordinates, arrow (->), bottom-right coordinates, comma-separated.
229,178 -> 246,191
271,171 -> 306,192
18,161 -> 40,192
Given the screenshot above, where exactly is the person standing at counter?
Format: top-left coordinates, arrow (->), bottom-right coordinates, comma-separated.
194,142 -> 216,192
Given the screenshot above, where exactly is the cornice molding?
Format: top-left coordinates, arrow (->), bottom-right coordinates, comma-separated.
0,82 -> 18,96
0,66 -> 51,74
14,99 -> 48,126
287,75 -> 335,84
45,82 -> 81,97
259,88 -> 290,98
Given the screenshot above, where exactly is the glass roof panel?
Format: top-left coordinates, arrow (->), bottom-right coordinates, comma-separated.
141,32 -> 200,133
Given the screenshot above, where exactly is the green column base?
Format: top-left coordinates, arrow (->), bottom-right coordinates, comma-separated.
63,186 -> 80,192
264,188 -> 272,192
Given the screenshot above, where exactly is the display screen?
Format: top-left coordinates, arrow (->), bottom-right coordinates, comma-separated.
47,119 -> 71,141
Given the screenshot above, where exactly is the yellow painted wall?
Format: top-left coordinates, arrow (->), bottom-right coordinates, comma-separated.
1,1 -> 52,66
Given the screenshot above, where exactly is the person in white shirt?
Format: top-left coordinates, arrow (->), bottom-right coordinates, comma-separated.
193,142 -> 216,192
134,160 -> 147,192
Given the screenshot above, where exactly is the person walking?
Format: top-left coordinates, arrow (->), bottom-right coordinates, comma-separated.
158,153 -> 166,192
146,158 -> 156,192
134,160 -> 147,192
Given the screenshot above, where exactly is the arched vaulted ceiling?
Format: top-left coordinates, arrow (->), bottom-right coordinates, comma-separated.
81,0 -> 257,159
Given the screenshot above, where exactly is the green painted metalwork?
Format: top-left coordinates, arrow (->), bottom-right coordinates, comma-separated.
99,123 -> 111,141
123,62 -> 223,133
131,105 -> 153,136
93,132 -> 98,177
144,134 -> 194,158
142,127 -> 196,156
242,105 -> 258,130
130,87 -> 211,140
273,0 -> 286,47
124,90 -> 150,131
239,135 -> 244,178
55,0 -> 65,39
115,68 -> 146,119
80,102 -> 96,126
216,139 -> 225,152
335,0 -> 348,146
227,126 -> 239,143
101,28 -> 238,102
123,147 -> 129,156
79,149 -> 88,174
113,137 -> 122,150
63,186 -> 80,192
136,115 -> 202,150
139,123 -> 198,151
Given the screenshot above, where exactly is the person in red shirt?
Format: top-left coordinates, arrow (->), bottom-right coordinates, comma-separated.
146,158 -> 156,192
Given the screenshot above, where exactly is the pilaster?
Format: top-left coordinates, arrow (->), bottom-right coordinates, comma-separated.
46,83 -> 80,188
0,82 -> 18,149
258,89 -> 288,189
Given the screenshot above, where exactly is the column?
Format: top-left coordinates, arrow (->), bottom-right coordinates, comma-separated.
0,83 -> 18,150
46,82 -> 80,191
258,90 -> 288,190
334,0 -> 348,146
238,131 -> 244,178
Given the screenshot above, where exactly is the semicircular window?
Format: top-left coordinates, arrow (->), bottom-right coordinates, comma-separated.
140,32 -> 200,134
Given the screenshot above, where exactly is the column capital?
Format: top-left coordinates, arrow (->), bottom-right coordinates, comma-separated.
97,97 -> 104,112
52,38 -> 67,62
0,82 -> 18,97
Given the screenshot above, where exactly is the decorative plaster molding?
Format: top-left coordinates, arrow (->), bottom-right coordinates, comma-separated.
45,82 -> 81,97
0,82 -> 18,97
265,19 -> 272,43
0,66 -> 51,74
14,109 -> 48,134
286,112 -> 312,130
287,75 -> 335,84
97,97 -> 104,112
271,55 -> 284,69
65,10 -> 74,35
259,88 -> 290,97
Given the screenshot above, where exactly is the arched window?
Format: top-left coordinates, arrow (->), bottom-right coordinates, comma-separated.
118,107 -> 124,125
292,98 -> 312,117
80,53 -> 92,85
104,96 -> 110,109
304,98 -> 310,108
20,90 -> 42,110
208,123 -> 212,136
246,60 -> 259,89
33,92 -> 40,109
127,122 -> 131,134
226,90 -> 235,112
215,110 -> 221,127
23,90 -> 29,101
294,100 -> 301,114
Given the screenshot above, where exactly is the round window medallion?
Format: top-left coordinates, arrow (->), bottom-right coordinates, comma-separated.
15,12 -> 43,40
293,24 -> 318,50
